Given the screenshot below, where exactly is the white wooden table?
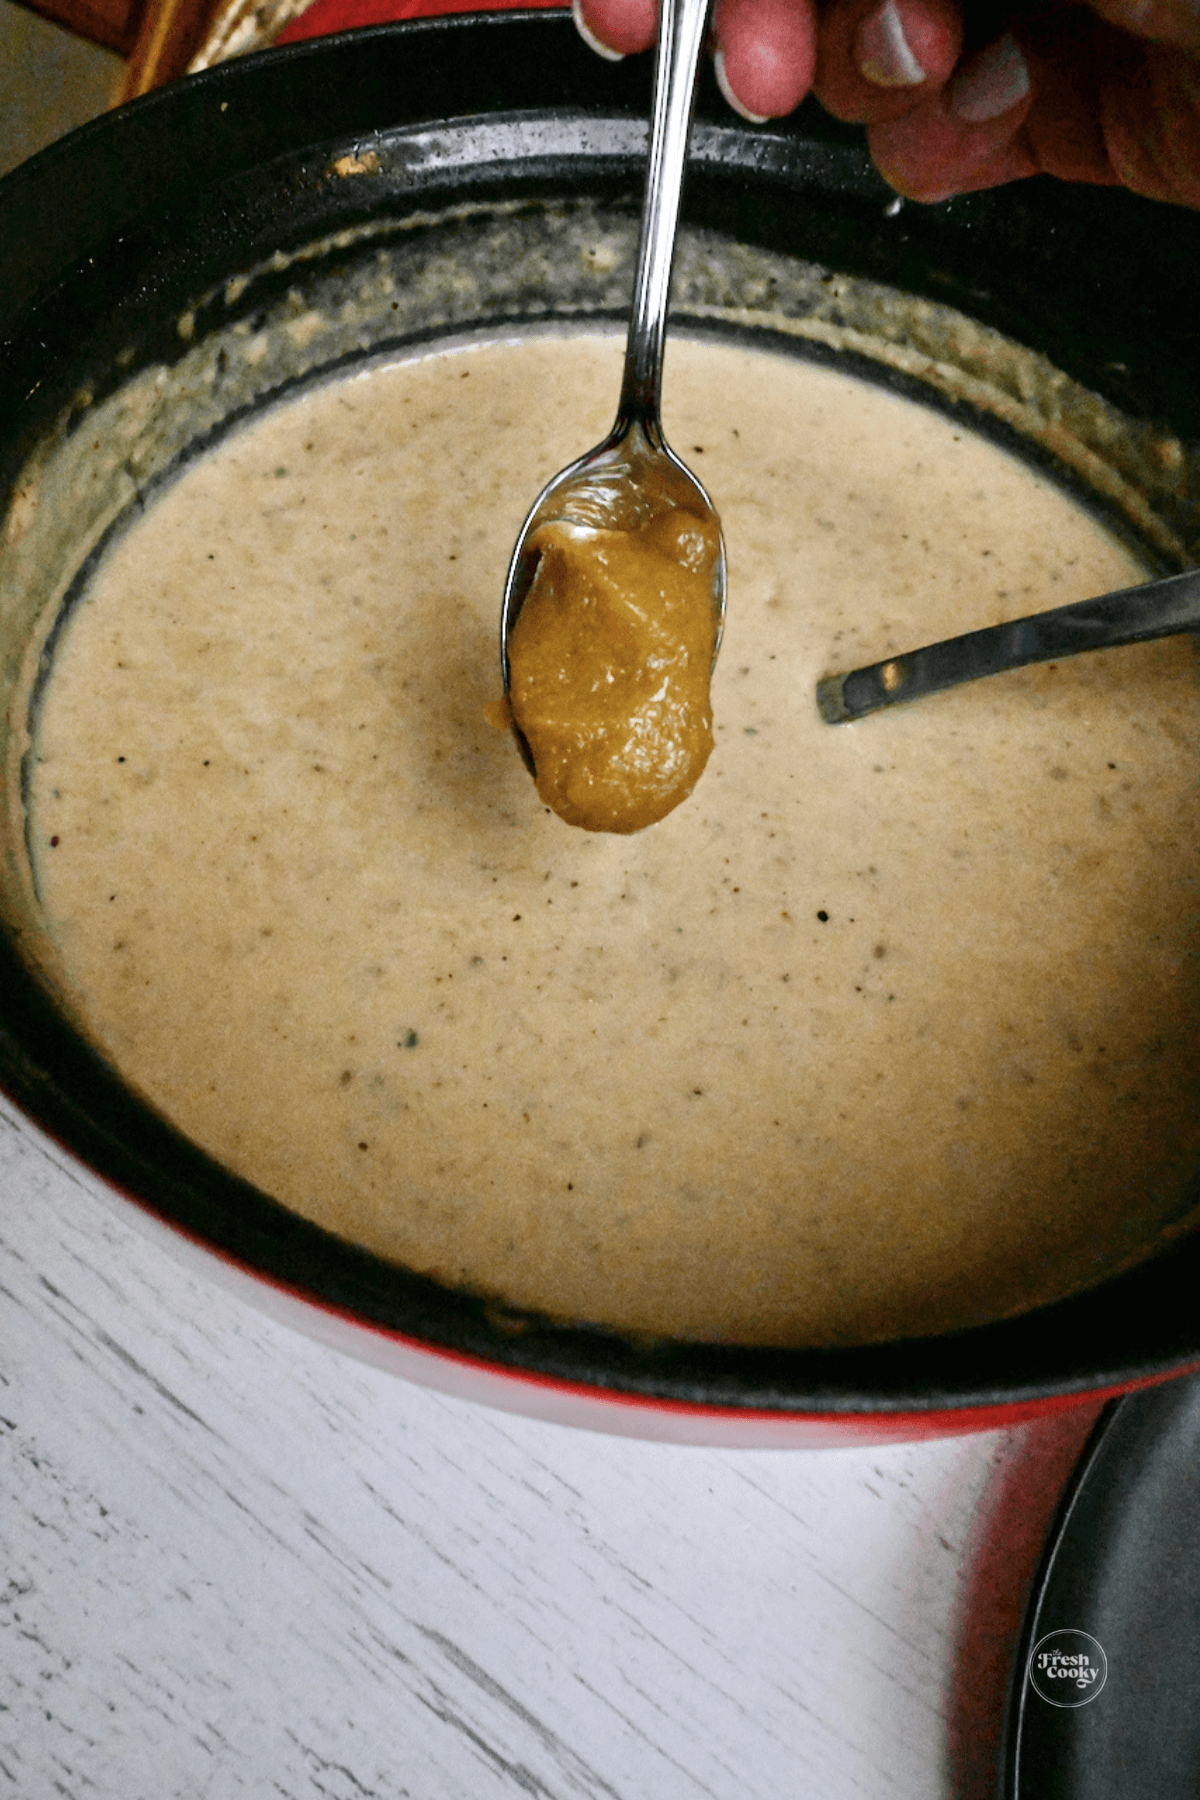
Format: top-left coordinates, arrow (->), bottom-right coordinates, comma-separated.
0,1093 -> 1102,1800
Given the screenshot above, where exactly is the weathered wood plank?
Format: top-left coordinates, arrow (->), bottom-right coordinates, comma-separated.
0,1098 -> 1082,1799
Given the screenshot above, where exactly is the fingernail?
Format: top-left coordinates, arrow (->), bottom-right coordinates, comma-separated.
950,32 -> 1030,123
714,48 -> 770,123
858,1 -> 925,89
572,0 -> 625,63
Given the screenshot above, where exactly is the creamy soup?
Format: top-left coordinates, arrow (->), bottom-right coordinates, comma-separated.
25,332 -> 1200,1346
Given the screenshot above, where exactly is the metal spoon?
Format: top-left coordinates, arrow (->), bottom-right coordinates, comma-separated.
816,565 -> 1200,725
499,0 -> 727,774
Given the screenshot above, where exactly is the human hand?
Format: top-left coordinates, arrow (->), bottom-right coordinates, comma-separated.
571,0 -> 1200,209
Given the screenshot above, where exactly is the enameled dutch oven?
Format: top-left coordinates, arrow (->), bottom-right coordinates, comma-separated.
1,11 -> 1198,1445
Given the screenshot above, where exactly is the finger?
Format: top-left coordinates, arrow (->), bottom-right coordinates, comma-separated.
1011,10 -> 1119,187
882,19 -> 1200,209
814,0 -> 962,124
712,0 -> 819,120
573,0 -> 657,60
1085,0 -> 1200,56
868,30 -> 1036,200
871,120 -> 1038,199
1099,39 -> 1200,206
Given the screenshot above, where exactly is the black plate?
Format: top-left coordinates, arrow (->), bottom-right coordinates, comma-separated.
1003,1371 -> 1200,1796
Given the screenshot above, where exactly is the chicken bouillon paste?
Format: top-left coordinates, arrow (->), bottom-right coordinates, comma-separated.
508,503 -> 721,833
26,332 -> 1200,1346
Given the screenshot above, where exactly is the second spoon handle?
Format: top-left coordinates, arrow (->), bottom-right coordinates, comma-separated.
816,566 -> 1200,725
618,0 -> 710,431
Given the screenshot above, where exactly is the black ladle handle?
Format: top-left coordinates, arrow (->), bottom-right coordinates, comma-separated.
816,566 -> 1200,725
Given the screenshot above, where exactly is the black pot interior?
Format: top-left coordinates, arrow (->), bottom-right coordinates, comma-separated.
1,12 -> 1198,1416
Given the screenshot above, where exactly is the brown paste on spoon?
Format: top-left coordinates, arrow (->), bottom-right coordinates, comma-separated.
507,505 -> 721,833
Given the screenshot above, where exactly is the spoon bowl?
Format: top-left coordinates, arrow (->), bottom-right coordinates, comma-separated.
500,419 -> 726,772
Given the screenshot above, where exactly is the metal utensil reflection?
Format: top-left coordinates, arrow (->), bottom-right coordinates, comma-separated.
817,566 -> 1200,725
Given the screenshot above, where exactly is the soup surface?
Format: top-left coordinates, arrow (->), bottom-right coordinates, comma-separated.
27,332 -> 1200,1345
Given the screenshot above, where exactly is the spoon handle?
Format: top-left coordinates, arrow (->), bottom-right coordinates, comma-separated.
617,0 -> 711,432
816,566 -> 1200,724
